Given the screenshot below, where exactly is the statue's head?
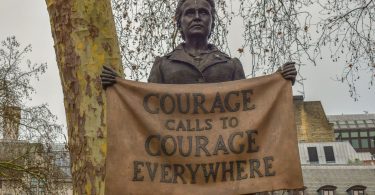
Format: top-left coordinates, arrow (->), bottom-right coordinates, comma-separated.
175,0 -> 216,41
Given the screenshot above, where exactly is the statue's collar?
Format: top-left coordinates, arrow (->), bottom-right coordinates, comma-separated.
173,43 -> 219,54
166,43 -> 230,72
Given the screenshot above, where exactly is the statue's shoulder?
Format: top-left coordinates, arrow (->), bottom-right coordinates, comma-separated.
162,44 -> 184,59
211,46 -> 242,66
153,47 -> 175,62
163,52 -> 173,58
154,56 -> 163,62
209,44 -> 231,59
216,50 -> 231,59
151,56 -> 165,67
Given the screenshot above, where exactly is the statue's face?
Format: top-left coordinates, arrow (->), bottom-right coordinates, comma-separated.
180,0 -> 212,40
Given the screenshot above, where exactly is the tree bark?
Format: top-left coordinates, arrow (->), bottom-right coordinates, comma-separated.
45,0 -> 123,194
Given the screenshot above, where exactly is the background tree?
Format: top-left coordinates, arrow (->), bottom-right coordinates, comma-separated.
111,0 -> 375,98
0,36 -> 67,194
314,0 -> 375,99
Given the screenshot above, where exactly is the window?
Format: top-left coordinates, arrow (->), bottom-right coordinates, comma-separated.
342,132 -> 349,138
335,133 -> 340,139
333,123 -> 339,129
361,139 -> 369,148
307,147 -> 319,163
360,131 -> 368,137
318,185 -> 337,195
288,188 -> 306,195
30,178 -> 45,195
371,138 -> 375,148
338,121 -> 348,128
351,132 -> 359,138
31,178 -> 38,194
351,139 -> 360,149
322,190 -> 334,195
357,120 -> 366,128
352,190 -> 365,195
366,120 -> 375,127
324,146 -> 335,163
347,185 -> 366,195
348,120 -> 357,128
369,131 -> 375,137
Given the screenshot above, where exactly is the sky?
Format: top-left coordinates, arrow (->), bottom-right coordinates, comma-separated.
0,0 -> 374,133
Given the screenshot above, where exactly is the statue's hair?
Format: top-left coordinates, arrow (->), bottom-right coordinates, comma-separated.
175,0 -> 216,40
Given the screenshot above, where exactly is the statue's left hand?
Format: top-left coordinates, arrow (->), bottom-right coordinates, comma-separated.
101,65 -> 118,89
278,62 -> 297,85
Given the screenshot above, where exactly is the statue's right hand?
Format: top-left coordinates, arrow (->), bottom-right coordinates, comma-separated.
101,65 -> 119,89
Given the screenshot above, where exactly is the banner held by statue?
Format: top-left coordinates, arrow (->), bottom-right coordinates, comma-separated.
105,73 -> 303,195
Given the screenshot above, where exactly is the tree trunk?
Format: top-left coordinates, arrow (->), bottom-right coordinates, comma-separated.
45,0 -> 123,194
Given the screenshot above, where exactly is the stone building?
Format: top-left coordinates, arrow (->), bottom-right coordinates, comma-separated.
292,97 -> 375,195
298,142 -> 374,195
0,141 -> 72,195
293,96 -> 335,143
328,114 -> 375,155
0,107 -> 72,195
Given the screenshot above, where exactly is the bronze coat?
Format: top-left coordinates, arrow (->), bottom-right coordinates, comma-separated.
148,44 -> 246,84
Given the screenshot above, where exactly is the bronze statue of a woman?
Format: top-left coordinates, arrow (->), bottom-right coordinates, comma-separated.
101,0 -> 297,87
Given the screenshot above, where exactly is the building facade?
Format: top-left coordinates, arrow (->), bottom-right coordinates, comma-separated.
0,141 -> 72,195
328,114 -> 375,155
292,98 -> 375,195
0,106 -> 72,195
298,142 -> 375,195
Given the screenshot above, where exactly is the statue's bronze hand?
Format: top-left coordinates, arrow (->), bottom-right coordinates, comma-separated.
101,65 -> 118,89
279,62 -> 297,85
